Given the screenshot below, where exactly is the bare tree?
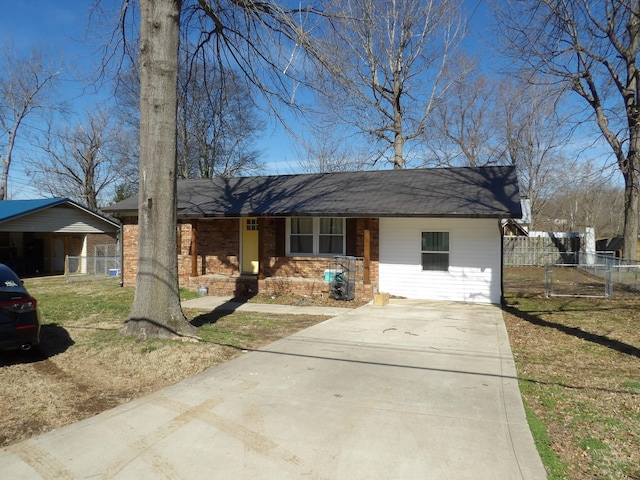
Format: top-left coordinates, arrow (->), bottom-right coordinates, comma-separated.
294,124 -> 370,173
114,51 -> 265,181
0,46 -> 64,199
27,110 -> 132,210
425,56 -> 502,167
117,0 -> 316,339
123,0 -> 197,339
177,57 -> 264,178
427,66 -> 569,225
536,160 -> 624,236
309,0 -> 463,169
499,81 -> 572,225
497,0 -> 640,259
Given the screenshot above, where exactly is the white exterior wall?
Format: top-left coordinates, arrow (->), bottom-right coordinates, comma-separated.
379,218 -> 502,304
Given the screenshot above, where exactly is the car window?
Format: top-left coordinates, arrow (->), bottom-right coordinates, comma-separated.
0,266 -> 26,293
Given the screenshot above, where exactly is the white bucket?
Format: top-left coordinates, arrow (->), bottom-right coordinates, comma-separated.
197,285 -> 208,296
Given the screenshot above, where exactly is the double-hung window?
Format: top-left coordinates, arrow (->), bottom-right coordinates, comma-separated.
421,232 -> 449,271
289,218 -> 314,254
288,217 -> 345,256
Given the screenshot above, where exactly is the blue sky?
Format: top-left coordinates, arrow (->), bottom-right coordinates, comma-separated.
0,1 -> 110,198
0,0 -> 521,200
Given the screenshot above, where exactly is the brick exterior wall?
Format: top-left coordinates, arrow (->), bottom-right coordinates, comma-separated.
85,233 -> 118,256
121,218 -> 138,286
121,216 -> 379,300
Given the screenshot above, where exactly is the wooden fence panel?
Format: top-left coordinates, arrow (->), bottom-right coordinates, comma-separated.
503,236 -> 580,266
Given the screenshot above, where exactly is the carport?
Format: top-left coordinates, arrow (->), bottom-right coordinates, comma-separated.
0,198 -> 119,276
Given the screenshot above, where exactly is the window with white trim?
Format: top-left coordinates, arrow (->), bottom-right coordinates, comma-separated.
288,217 -> 345,256
421,232 -> 449,271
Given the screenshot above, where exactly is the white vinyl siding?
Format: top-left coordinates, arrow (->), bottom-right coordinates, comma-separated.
379,218 -> 501,304
0,206 -> 118,233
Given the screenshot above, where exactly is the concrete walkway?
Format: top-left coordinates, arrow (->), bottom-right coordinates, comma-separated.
0,300 -> 546,479
181,295 -> 353,317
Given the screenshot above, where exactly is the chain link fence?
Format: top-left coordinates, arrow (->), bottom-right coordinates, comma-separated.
504,235 -> 640,297
65,256 -> 121,283
544,260 -> 640,298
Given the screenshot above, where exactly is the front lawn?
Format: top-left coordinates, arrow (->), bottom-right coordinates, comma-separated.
503,267 -> 640,479
0,276 -> 330,447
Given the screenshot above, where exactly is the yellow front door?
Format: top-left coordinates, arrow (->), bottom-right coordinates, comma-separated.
242,218 -> 259,274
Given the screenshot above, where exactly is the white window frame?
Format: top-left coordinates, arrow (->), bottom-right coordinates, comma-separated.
286,217 -> 346,256
421,231 -> 450,271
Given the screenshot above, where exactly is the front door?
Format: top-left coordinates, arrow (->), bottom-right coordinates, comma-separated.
241,218 -> 259,274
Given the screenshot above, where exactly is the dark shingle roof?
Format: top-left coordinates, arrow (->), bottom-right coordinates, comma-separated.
105,166 -> 521,219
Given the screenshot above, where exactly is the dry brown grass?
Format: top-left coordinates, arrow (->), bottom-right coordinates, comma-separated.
503,267 -> 640,479
4,269 -> 638,479
0,277 -> 334,448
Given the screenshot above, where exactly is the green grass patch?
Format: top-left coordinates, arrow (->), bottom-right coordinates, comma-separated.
623,379 -> 640,392
21,277 -> 327,357
180,288 -> 199,301
577,437 -> 609,456
522,403 -> 568,480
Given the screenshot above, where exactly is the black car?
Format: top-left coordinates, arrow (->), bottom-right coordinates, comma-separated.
0,263 -> 40,352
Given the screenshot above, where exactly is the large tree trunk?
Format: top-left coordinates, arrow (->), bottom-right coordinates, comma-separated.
622,129 -> 640,261
1,127 -> 18,200
622,172 -> 639,261
122,0 -> 197,339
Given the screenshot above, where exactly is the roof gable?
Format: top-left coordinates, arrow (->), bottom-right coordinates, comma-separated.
0,198 -> 67,222
106,166 -> 522,219
0,198 -> 120,232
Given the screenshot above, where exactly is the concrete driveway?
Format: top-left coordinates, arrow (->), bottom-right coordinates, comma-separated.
0,300 -> 546,479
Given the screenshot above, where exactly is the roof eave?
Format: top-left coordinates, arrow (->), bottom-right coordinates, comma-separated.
176,211 -> 519,219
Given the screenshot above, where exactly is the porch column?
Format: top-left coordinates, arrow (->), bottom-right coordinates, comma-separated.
48,237 -> 54,274
364,219 -> 371,285
258,218 -> 265,280
190,221 -> 198,277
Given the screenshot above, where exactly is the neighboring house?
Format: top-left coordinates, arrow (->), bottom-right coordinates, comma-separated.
0,198 -> 120,276
502,198 -> 531,237
104,166 -> 521,304
596,235 -> 640,261
501,218 -> 529,237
